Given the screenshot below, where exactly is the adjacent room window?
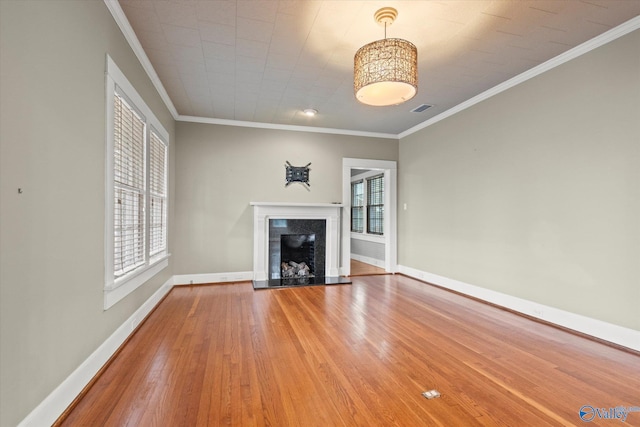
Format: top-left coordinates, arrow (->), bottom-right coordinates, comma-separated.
105,56 -> 169,309
367,174 -> 384,235
351,173 -> 384,236
351,181 -> 364,232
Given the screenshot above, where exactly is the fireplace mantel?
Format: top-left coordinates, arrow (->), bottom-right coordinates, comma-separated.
251,202 -> 343,282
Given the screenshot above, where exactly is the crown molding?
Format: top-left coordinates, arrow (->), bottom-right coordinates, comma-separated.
399,15 -> 640,139
103,0 -> 179,120
177,115 -> 399,140
105,0 -> 638,140
103,0 -> 394,139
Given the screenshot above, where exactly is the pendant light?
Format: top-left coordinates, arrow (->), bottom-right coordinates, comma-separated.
354,7 -> 418,106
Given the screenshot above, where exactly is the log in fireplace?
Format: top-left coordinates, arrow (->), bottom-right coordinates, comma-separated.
269,219 -> 325,283
280,233 -> 315,284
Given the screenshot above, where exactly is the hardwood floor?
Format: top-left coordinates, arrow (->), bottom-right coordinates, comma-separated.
58,275 -> 640,426
349,259 -> 387,276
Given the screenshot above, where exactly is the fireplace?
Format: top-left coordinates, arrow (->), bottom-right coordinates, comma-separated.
269,219 -> 325,285
280,234 -> 315,280
251,202 -> 350,288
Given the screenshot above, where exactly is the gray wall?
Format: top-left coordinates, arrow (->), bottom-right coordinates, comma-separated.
1,1 -> 636,425
174,122 -> 398,275
351,239 -> 385,262
0,2 -> 175,426
398,29 -> 640,331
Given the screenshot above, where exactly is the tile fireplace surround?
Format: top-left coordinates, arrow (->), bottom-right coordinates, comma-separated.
250,202 -> 349,289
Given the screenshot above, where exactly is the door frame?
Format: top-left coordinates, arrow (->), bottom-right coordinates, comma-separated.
341,158 -> 397,276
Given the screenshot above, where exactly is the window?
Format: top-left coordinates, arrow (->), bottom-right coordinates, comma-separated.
351,181 -> 364,232
367,174 -> 384,235
105,56 -> 169,309
149,130 -> 168,258
113,93 -> 146,278
350,172 -> 384,236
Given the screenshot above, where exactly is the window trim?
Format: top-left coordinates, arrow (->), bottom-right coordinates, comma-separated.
105,55 -> 169,310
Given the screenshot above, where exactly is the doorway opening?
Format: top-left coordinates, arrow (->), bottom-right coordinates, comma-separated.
341,158 -> 397,276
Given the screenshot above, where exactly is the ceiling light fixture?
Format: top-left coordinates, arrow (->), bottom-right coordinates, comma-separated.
303,108 -> 318,117
354,7 -> 418,107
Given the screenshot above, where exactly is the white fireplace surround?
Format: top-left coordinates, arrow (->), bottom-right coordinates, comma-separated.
251,202 -> 342,281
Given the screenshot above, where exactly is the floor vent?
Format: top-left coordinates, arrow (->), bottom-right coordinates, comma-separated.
422,390 -> 441,399
410,104 -> 433,113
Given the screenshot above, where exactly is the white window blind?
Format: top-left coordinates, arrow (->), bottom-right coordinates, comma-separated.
113,93 -> 146,278
105,56 -> 170,309
351,172 -> 385,237
351,181 -> 364,232
367,174 -> 384,235
149,130 -> 167,257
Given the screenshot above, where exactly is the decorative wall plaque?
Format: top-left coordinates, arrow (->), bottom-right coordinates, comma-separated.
285,161 -> 311,189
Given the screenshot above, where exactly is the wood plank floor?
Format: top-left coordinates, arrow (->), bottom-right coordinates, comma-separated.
59,275 -> 640,426
349,259 -> 387,276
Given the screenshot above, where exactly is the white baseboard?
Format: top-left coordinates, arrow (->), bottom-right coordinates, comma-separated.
350,254 -> 385,269
18,270 -> 255,426
397,265 -> 640,352
19,266 -> 639,426
18,277 -> 174,427
173,271 -> 253,286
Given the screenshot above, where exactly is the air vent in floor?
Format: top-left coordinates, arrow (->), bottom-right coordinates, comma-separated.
422,389 -> 441,399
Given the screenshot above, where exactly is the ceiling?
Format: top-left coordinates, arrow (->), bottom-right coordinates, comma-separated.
116,0 -> 640,136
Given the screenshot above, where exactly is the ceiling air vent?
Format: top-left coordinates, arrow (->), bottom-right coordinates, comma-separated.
410,104 -> 433,113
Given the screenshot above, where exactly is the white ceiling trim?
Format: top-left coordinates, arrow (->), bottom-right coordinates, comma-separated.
178,115 -> 399,140
399,15 -> 640,139
105,0 -> 395,139
106,0 -> 638,140
104,0 -> 178,119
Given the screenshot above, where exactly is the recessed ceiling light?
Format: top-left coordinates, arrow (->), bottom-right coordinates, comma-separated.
303,108 -> 318,117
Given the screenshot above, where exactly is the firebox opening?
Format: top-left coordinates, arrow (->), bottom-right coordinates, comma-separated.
281,234 -> 315,282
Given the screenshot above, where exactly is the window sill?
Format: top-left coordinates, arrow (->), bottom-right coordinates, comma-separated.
350,232 -> 385,243
104,254 -> 170,310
